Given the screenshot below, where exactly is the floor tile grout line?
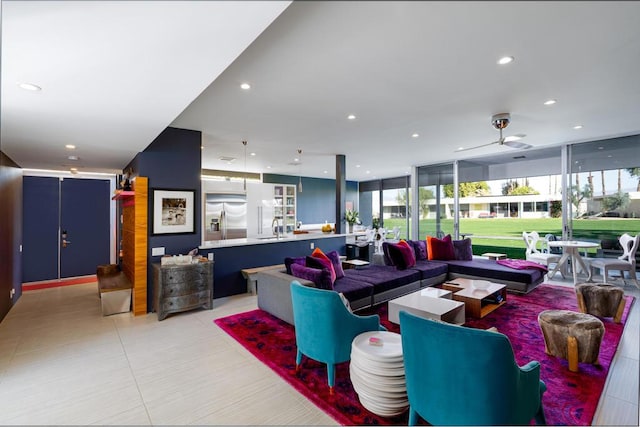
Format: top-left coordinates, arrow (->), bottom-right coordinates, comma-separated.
113,316 -> 154,425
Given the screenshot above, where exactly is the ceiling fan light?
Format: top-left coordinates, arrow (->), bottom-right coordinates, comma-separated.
503,135 -> 525,142
503,140 -> 532,149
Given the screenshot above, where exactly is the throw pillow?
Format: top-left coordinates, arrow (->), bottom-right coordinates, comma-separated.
284,256 -> 305,275
325,250 -> 345,279
426,234 -> 455,261
398,240 -> 416,267
310,248 -> 337,283
306,256 -> 336,285
453,238 -> 473,261
290,263 -> 333,290
386,242 -> 416,270
381,242 -> 394,266
408,239 -> 427,260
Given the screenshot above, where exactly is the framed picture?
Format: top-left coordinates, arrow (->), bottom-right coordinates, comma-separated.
152,189 -> 195,235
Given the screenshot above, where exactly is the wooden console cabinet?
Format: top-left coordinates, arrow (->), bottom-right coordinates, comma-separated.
152,261 -> 214,321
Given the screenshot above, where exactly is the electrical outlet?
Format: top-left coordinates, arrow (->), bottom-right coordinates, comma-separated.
207,253 -> 214,261
310,242 -> 314,249
10,289 -> 15,298
151,247 -> 165,256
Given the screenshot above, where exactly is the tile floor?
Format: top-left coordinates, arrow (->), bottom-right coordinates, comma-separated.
0,276 -> 637,425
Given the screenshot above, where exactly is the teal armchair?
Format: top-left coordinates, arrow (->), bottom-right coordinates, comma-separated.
290,281 -> 384,394
399,311 -> 546,425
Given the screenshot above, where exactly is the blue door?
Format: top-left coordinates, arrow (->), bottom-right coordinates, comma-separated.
60,178 -> 110,278
22,176 -> 60,282
22,176 -> 111,282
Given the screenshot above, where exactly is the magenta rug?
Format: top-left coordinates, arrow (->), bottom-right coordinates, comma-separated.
214,284 -> 634,426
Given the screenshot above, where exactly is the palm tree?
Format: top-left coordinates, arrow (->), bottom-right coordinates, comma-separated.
627,168 -> 640,191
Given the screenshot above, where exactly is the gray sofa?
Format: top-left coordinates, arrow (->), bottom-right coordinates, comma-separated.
256,257 -> 543,325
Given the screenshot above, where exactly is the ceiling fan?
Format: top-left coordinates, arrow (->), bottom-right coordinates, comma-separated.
456,113 -> 532,152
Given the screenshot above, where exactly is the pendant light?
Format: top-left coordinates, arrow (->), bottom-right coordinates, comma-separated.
242,140 -> 248,191
297,149 -> 303,193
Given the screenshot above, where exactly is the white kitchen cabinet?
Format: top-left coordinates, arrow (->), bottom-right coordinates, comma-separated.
246,182 -> 275,238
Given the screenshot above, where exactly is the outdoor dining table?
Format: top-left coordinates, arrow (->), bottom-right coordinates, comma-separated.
547,240 -> 600,285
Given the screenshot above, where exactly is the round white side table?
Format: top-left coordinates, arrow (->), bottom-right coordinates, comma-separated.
350,331 -> 408,417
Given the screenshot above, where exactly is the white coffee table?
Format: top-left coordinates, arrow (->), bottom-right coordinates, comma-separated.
388,287 -> 465,325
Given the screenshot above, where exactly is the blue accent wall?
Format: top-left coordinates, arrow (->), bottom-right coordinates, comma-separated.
0,152 -> 22,321
359,191 -> 373,227
128,127 -> 203,311
263,173 -> 358,224
200,236 -> 346,298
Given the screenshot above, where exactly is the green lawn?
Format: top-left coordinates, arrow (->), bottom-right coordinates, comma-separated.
381,217 -> 640,258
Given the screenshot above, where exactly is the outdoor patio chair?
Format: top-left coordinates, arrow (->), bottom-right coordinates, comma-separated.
588,233 -> 639,288
523,231 -> 564,279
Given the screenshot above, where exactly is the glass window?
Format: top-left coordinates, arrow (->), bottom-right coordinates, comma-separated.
569,136 -> 640,248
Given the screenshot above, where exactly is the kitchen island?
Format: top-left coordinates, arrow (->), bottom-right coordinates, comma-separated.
198,232 -> 350,298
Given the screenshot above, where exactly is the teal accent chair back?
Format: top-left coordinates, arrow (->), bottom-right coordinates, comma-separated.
290,281 -> 384,394
399,311 -> 547,425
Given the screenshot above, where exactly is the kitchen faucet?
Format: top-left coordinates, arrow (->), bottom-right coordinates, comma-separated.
272,217 -> 282,239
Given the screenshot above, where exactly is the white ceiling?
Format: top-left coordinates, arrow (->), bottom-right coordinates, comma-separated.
1,1 -> 291,173
3,1 -> 640,182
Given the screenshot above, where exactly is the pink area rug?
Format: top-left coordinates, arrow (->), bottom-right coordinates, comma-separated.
214,284 -> 634,426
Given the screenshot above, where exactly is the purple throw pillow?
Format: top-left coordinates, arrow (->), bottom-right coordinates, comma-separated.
285,257 -> 305,275
453,238 -> 473,261
306,256 -> 336,285
386,242 -> 415,270
409,240 -> 427,260
290,263 -> 333,290
381,242 -> 394,266
325,250 -> 345,279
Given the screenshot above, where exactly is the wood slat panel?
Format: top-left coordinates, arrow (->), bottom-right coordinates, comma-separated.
121,176 -> 148,316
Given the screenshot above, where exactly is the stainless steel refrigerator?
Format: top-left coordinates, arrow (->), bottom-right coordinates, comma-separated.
204,193 -> 247,241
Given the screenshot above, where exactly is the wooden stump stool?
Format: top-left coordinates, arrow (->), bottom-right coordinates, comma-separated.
538,310 -> 604,372
575,283 -> 625,323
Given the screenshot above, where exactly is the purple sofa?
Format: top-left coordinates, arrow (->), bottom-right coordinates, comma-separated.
255,246 -> 543,325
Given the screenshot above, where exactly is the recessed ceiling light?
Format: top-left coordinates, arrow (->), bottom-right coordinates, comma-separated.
294,157 -> 299,162
598,146 -> 604,150
347,114 -> 356,120
573,125 -> 583,130
411,133 -> 419,138
497,56 -> 514,65
458,147 -> 464,150
544,99 -> 557,105
67,155 -> 78,161
240,83 -> 251,90
323,170 -> 328,174
201,145 -> 204,150
250,152 -> 256,156
65,144 -> 76,150
355,164 -> 361,168
18,82 -> 41,91
267,166 -> 272,169
607,155 -> 612,158
366,170 -> 370,174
